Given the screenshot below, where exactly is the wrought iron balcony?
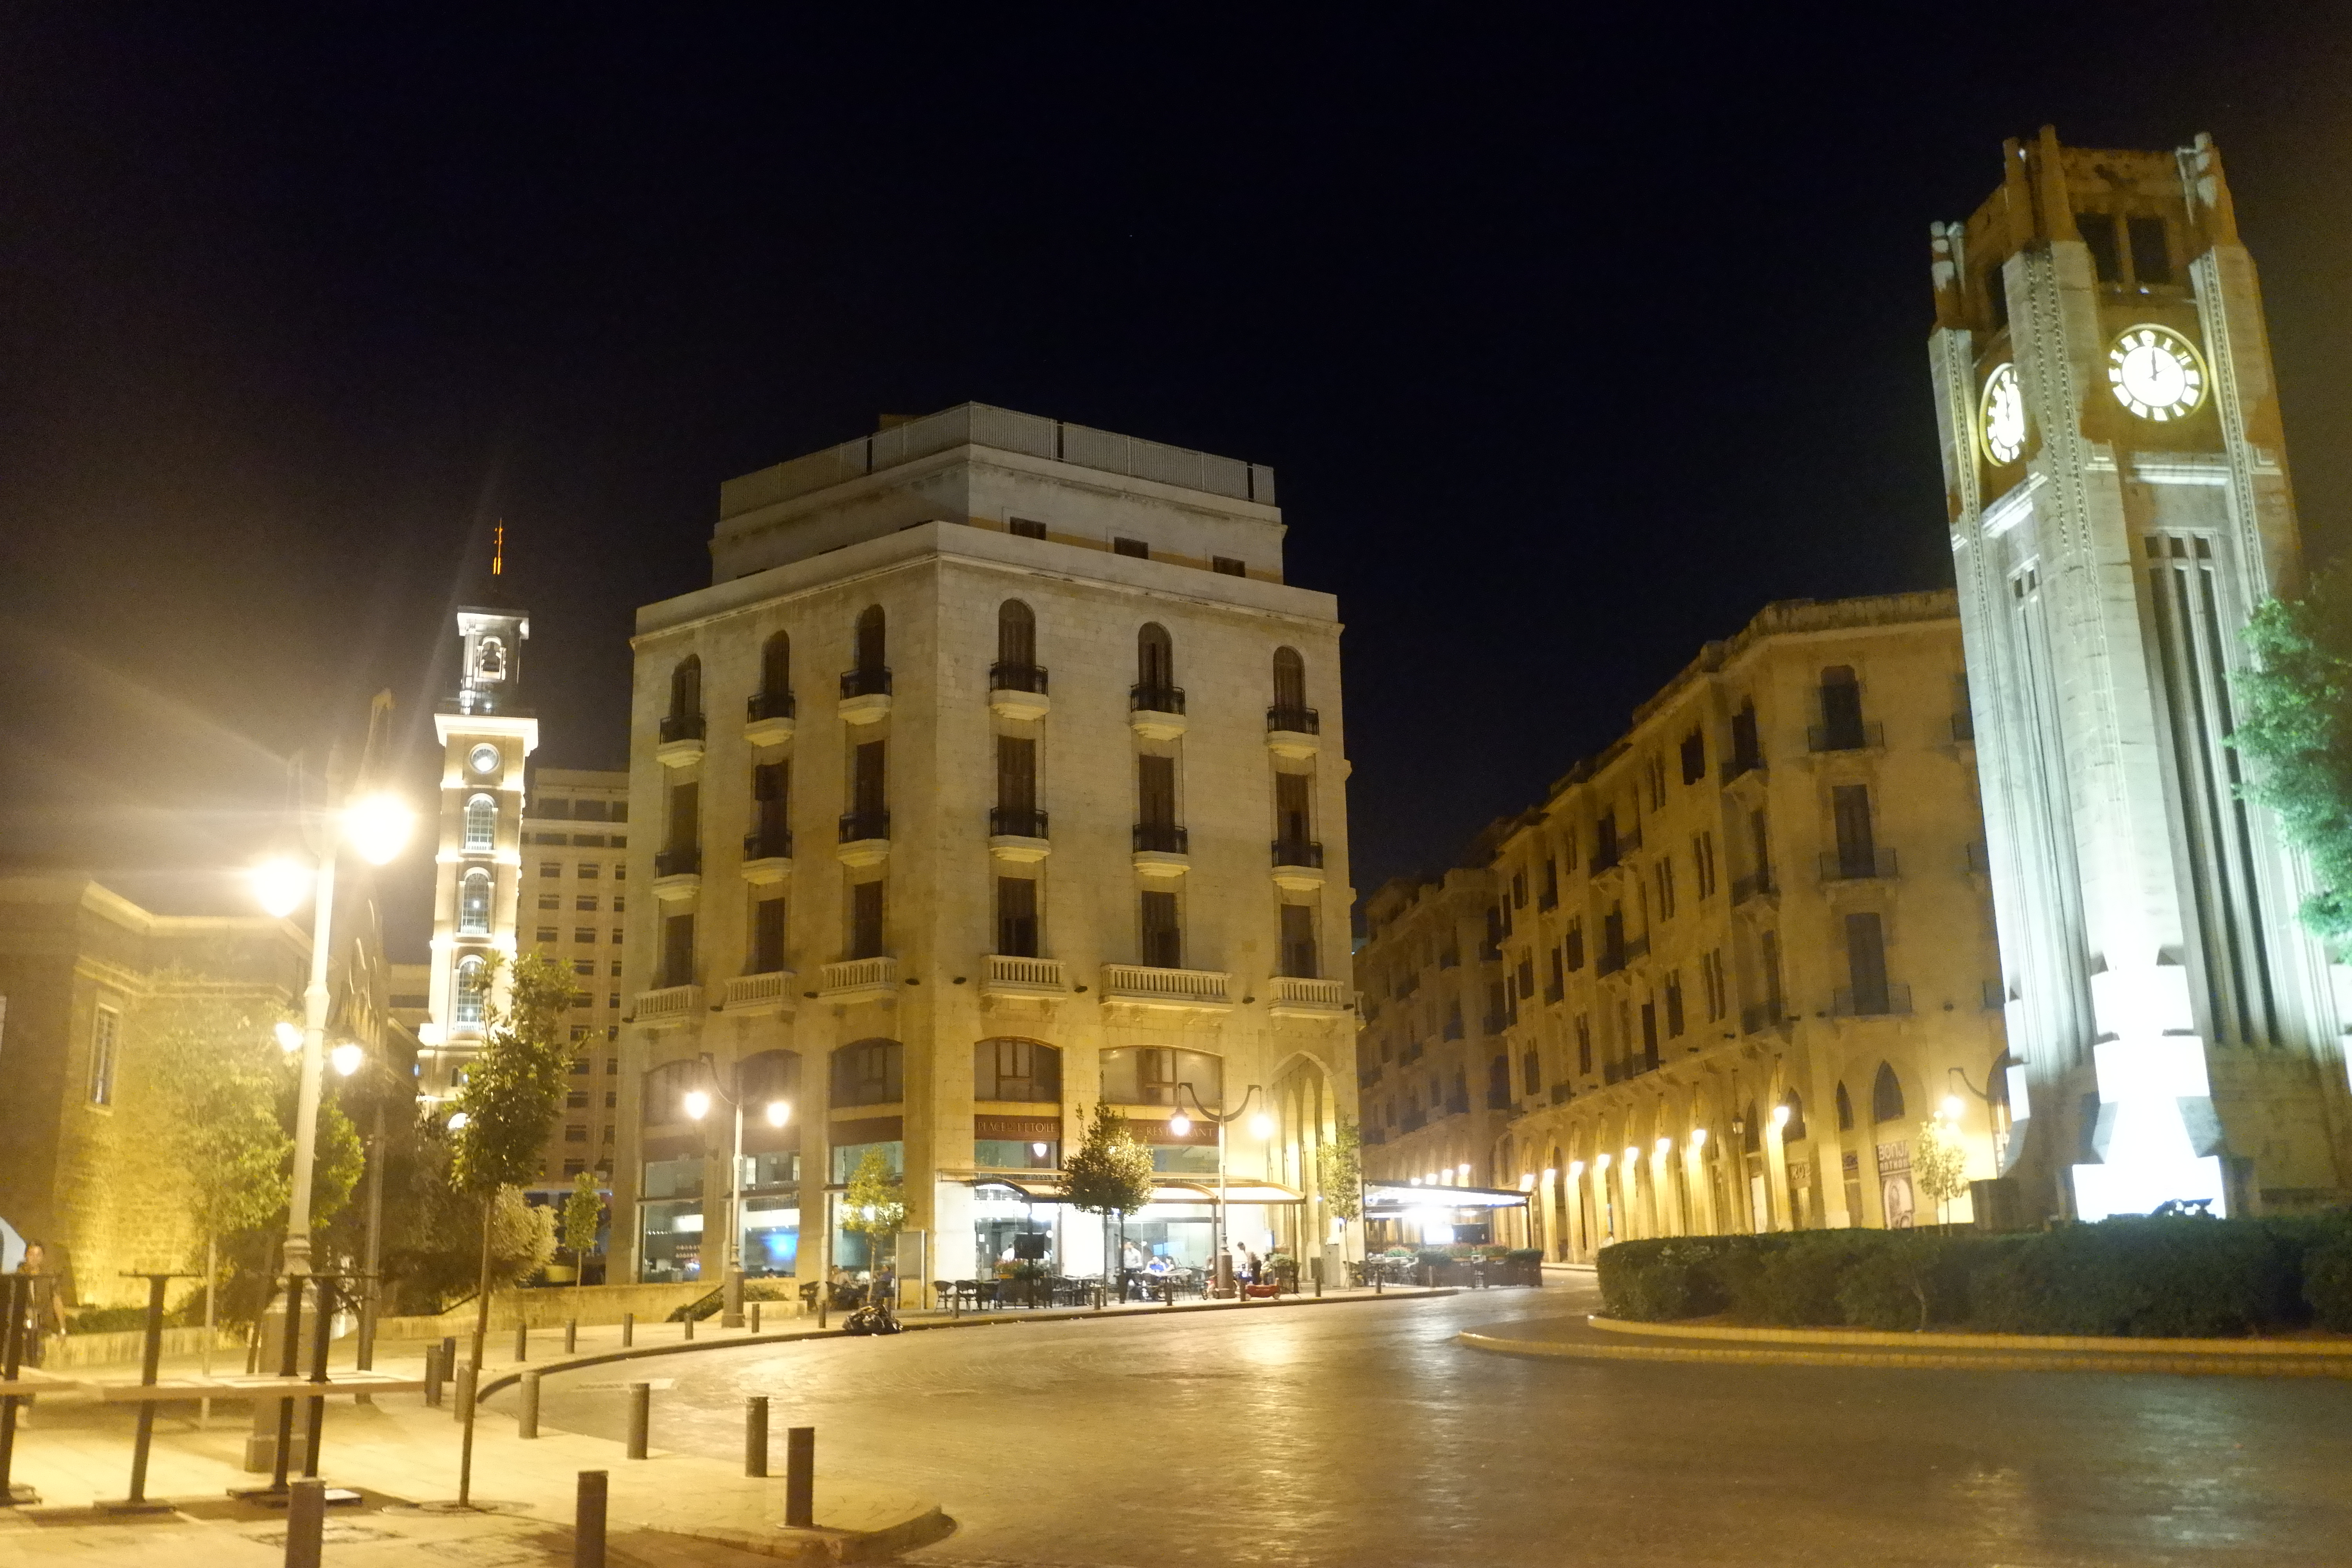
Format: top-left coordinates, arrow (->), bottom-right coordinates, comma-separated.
1818,848 -> 1899,882
838,809 -> 891,843
1266,704 -> 1320,734
1808,719 -> 1885,753
989,662 -> 1049,694
1271,838 -> 1324,869
655,846 -> 701,878
839,667 -> 893,699
746,690 -> 797,722
1731,869 -> 1777,906
1132,822 -> 1189,855
1720,751 -> 1765,785
742,826 -> 793,861
990,806 -> 1050,838
658,713 -> 706,744
1831,982 -> 1913,1018
1130,683 -> 1186,715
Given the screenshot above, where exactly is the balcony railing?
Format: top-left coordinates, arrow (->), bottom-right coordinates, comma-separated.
1269,976 -> 1350,1011
1358,1065 -> 1383,1090
746,690 -> 796,722
658,713 -> 706,744
1818,848 -> 1898,882
840,667 -> 893,699
820,956 -> 898,995
1549,1082 -> 1573,1105
1831,982 -> 1913,1018
1595,936 -> 1646,977
984,953 -> 1067,992
721,971 -> 795,1010
1483,1011 -> 1508,1034
1447,1092 -> 1471,1115
1590,825 -> 1641,875
1098,963 -> 1230,1008
1808,720 -> 1885,753
1133,823 -> 1189,855
634,984 -> 702,1025
1266,704 -> 1320,734
655,847 -> 702,878
1720,751 -> 1764,785
1731,869 -> 1777,906
1272,838 -> 1324,869
1485,1087 -> 1514,1111
990,662 -> 1049,694
991,807 -> 1050,838
1130,683 -> 1186,715
743,826 -> 793,860
839,810 -> 891,843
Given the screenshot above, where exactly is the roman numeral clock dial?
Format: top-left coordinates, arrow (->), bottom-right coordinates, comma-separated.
2108,325 -> 2207,421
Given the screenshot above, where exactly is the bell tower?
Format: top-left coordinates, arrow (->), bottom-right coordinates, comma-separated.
423,525 -> 540,1100
1927,129 -> 2352,1220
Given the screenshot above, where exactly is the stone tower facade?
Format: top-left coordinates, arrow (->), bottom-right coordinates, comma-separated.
422,575 -> 540,1101
1927,129 -> 2352,1218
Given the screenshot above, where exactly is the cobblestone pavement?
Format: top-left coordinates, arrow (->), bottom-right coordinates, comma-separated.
523,1281 -> 2352,1567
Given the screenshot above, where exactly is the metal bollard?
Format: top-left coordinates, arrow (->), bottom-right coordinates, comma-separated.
574,1470 -> 608,1568
784,1426 -> 814,1528
515,1322 -> 529,1362
1376,1270 -> 1385,1295
423,1343 -> 444,1407
285,1476 -> 325,1568
750,1301 -> 762,1334
621,1312 -> 634,1348
626,1383 -> 649,1459
683,1314 -> 695,1341
518,1371 -> 540,1439
744,1396 -> 768,1477
441,1335 -> 458,1377
565,1319 -> 577,1354
454,1363 -> 477,1426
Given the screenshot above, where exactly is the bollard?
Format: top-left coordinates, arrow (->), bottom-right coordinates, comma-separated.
1314,1261 -> 1324,1299
1376,1269 -> 1384,1295
574,1470 -> 608,1568
423,1343 -> 444,1407
455,1363 -> 477,1427
564,1319 -> 577,1354
750,1301 -> 762,1334
285,1476 -> 325,1568
515,1321 -> 529,1362
744,1396 -> 768,1477
784,1426 -> 814,1528
626,1383 -> 649,1459
621,1312 -> 634,1348
683,1314 -> 695,1341
441,1335 -> 457,1378
518,1371 -> 540,1439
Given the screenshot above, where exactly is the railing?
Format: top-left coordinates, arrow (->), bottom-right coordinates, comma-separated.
742,826 -> 793,860
1271,838 -> 1324,869
634,984 -> 703,1024
1731,869 -> 1777,906
722,971 -> 795,1009
1266,704 -> 1320,734
1595,936 -> 1645,977
1130,683 -> 1186,715
1133,823 -> 1189,855
985,954 -> 1066,991
1446,1093 -> 1470,1115
1483,1011 -> 1508,1034
1808,720 -> 1885,753
990,662 -> 1049,694
1818,848 -> 1899,882
839,809 -> 891,842
1550,1082 -> 1573,1105
991,807 -> 1050,838
1358,1065 -> 1383,1089
655,847 -> 702,878
1831,982 -> 1913,1018
1099,964 -> 1230,1007
1485,1088 -> 1514,1111
746,690 -> 797,722
820,956 -> 898,993
1589,825 -> 1642,875
1269,976 -> 1349,1009
1951,710 -> 1975,743
1720,751 -> 1764,785
658,713 -> 706,744
1741,1002 -> 1783,1035
840,667 -> 893,699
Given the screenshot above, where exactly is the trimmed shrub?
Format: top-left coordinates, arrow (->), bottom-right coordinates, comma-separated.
1504,1249 -> 1544,1265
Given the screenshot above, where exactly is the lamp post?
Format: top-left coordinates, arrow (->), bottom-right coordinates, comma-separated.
684,1056 -> 790,1328
1172,1081 -> 1267,1297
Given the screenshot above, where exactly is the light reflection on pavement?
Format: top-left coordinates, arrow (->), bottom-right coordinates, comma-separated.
525,1282 -> 2352,1567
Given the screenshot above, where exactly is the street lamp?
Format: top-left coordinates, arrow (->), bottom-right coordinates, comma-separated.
686,1054 -> 789,1328
1176,1079 -> 1263,1298
249,784 -> 413,1279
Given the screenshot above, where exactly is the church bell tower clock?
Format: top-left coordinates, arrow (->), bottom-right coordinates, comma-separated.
423,526 -> 540,1101
1927,129 -> 2352,1221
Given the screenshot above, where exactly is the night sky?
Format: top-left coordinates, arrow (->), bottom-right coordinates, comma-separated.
4,10 -> 2349,956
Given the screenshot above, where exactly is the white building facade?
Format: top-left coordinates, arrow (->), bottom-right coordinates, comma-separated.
615,405 -> 1359,1297
1929,129 -> 2352,1218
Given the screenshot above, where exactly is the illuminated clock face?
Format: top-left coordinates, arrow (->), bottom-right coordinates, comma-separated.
2108,325 -> 2206,421
1979,362 -> 2027,465
468,744 -> 501,776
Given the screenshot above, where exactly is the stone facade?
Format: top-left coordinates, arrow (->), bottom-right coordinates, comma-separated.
519,768 -> 630,1190
614,405 -> 1358,1294
1928,131 -> 2352,1217
1355,866 -> 1509,1187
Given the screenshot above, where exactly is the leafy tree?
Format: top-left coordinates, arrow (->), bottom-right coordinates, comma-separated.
2232,564 -> 2352,938
1061,1104 -> 1155,1295
560,1171 -> 604,1290
1317,1118 -> 1364,1226
840,1149 -> 907,1304
1912,1117 -> 1969,1229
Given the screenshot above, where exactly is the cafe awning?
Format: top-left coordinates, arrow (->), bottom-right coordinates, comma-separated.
962,1176 -> 1306,1206
1362,1181 -> 1529,1214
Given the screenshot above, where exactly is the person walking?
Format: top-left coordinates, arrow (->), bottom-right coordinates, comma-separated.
12,1241 -> 65,1368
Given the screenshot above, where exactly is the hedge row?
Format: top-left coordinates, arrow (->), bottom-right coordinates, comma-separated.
1595,1215 -> 2352,1337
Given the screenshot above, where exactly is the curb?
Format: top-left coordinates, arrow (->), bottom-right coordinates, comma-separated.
1583,1314 -> 2352,1358
1457,1328 -> 2352,1379
677,1503 -> 958,1563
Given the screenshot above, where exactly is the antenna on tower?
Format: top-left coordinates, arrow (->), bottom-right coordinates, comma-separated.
492,519 -> 505,577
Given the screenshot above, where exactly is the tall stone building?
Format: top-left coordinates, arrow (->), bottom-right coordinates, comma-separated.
615,405 -> 1357,1294
519,768 -> 630,1192
1354,865 -> 1508,1187
1355,595 -> 2007,1256
1928,130 -> 2352,1218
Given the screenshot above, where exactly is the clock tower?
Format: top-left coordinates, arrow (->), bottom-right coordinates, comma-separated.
422,531 -> 540,1100
1928,129 -> 2352,1220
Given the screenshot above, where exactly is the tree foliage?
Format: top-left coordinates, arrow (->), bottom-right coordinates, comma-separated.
1912,1118 -> 1969,1221
1317,1119 -> 1364,1224
2232,565 -> 2352,938
148,989 -> 293,1243
842,1148 -> 906,1254
450,951 -> 578,1195
561,1171 -> 604,1263
1060,1103 -> 1155,1217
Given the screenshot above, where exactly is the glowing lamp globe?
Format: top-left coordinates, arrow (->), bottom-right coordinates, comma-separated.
1248,1112 -> 1275,1140
330,1042 -> 364,1077
1168,1112 -> 1192,1137
273,1020 -> 303,1054
344,793 -> 416,866
447,1111 -> 470,1131
682,1089 -> 711,1122
252,857 -> 311,920
765,1100 -> 790,1127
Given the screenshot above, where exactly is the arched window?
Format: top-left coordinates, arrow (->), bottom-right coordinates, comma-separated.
463,793 -> 497,853
668,655 -> 702,721
1836,1081 -> 1855,1131
1781,1091 -> 1808,1142
1272,646 -> 1306,710
1871,1062 -> 1906,1124
974,1038 -> 1062,1103
458,869 -> 492,935
453,955 -> 488,1025
641,1059 -> 704,1126
997,601 -> 1036,668
831,1038 -> 904,1108
760,632 -> 790,701
854,606 -> 886,675
1741,1100 -> 1762,1154
1137,623 -> 1173,690
1100,1046 -> 1221,1109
